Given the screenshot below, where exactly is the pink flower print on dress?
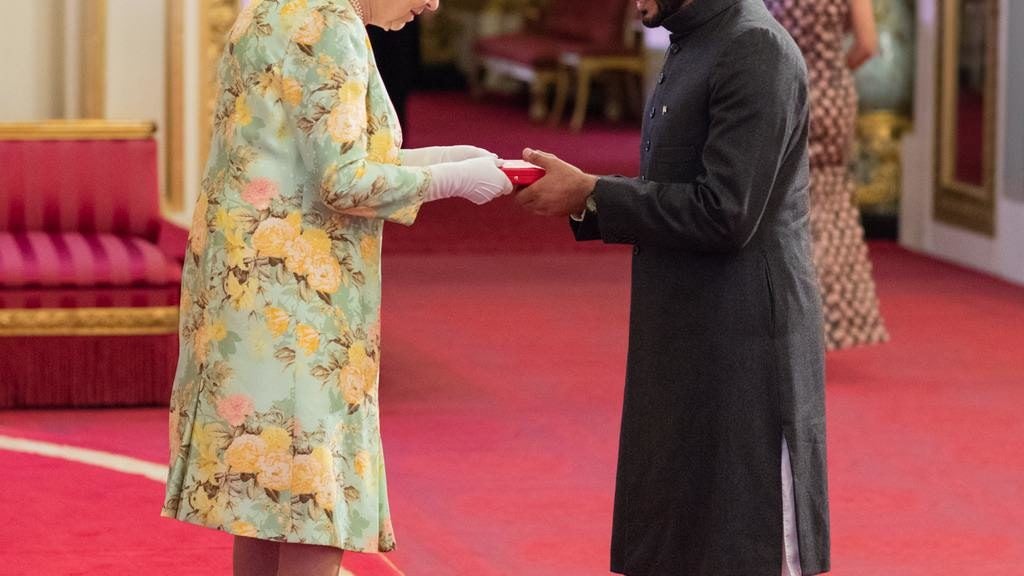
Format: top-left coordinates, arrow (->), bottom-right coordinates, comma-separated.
242,178 -> 280,210
216,394 -> 255,427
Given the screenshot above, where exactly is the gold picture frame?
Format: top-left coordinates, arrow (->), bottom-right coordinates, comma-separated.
934,0 -> 999,235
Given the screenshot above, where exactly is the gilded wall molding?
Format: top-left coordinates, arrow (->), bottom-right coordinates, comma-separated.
0,120 -> 156,141
934,0 -> 999,235
80,0 -> 108,118
167,0 -> 186,212
0,307 -> 179,337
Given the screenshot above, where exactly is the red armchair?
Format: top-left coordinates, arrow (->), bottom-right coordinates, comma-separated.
0,121 -> 186,407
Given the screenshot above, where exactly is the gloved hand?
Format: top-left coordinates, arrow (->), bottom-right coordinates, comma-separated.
402,145 -> 497,167
426,157 -> 514,205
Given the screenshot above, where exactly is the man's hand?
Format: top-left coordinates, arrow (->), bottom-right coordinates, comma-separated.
515,148 -> 598,217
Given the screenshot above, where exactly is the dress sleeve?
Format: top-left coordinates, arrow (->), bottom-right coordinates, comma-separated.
591,28 -> 809,252
279,0 -> 430,225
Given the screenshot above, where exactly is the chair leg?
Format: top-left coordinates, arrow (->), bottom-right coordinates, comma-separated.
468,60 -> 484,100
603,71 -> 624,122
549,67 -> 571,127
571,63 -> 593,132
528,76 -> 551,122
625,70 -> 643,120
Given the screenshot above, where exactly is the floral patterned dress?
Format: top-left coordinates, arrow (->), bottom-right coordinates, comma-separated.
161,0 -> 431,552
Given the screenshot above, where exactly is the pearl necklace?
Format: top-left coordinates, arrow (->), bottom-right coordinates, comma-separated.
350,0 -> 367,22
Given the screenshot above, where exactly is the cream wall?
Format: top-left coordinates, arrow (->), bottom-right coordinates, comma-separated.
0,0 -> 65,121
901,0 -> 1024,285
106,0 -> 172,214
105,0 -> 166,122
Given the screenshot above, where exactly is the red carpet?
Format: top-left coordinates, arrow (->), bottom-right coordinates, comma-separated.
2,244 -> 1024,574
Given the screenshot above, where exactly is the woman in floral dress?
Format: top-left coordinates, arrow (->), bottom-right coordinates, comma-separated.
161,0 -> 512,574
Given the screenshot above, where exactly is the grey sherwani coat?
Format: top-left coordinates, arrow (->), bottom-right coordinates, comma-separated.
571,1 -> 830,574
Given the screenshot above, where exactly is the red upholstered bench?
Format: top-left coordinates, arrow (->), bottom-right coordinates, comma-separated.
0,121 -> 186,407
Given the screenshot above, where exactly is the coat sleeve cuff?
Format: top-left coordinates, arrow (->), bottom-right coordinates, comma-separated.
592,176 -> 640,245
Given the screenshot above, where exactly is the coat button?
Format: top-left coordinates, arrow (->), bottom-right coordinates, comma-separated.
633,246 -> 640,255
644,140 -> 651,152
658,73 -> 666,84
670,44 -> 681,54
649,107 -> 656,119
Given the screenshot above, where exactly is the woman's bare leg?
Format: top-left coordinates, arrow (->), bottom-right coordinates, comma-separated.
232,536 -> 280,576
277,542 -> 344,576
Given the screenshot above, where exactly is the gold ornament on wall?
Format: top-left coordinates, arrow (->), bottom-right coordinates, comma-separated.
854,111 -> 910,214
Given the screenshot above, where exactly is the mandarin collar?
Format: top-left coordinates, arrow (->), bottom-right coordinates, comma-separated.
663,0 -> 743,41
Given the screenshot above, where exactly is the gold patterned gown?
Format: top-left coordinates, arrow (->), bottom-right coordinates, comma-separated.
161,0 -> 432,551
765,0 -> 889,349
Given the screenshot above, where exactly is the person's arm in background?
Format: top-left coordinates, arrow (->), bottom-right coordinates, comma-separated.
846,0 -> 878,70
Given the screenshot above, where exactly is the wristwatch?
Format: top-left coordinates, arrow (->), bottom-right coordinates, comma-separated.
571,193 -> 597,222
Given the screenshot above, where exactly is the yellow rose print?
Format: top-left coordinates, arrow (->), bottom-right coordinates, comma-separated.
226,273 -> 256,310
306,253 -> 343,293
231,521 -> 260,538
264,306 -> 291,337
291,454 -> 322,495
281,76 -> 303,106
293,10 -> 325,45
300,227 -> 333,256
348,342 -> 377,393
234,94 -> 253,127
225,434 -> 266,474
339,365 -> 366,406
210,320 -> 228,342
368,131 -> 396,164
260,426 -> 292,453
257,451 -> 291,491
296,323 -> 321,355
284,235 -> 316,276
354,451 -> 371,479
252,216 -> 300,258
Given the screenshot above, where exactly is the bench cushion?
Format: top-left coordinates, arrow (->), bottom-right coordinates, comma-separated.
0,231 -> 181,288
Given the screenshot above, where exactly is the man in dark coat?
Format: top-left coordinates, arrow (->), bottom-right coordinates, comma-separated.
515,0 -> 830,574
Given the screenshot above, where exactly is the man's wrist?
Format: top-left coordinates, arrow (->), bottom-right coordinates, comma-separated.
570,189 -> 598,222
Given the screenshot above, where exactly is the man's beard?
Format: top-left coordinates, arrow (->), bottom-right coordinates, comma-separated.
641,0 -> 688,27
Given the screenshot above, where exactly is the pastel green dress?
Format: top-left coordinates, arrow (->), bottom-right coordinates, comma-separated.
161,0 -> 431,552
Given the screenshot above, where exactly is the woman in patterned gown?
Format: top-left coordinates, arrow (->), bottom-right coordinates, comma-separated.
765,0 -> 889,350
160,1 -> 513,574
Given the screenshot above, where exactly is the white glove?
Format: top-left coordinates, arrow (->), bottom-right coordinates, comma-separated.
402,145 -> 497,167
426,157 -> 514,205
